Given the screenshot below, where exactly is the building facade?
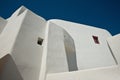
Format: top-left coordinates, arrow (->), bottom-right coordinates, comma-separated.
0,6 -> 120,80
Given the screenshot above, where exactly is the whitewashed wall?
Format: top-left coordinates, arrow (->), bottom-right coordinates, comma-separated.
0,6 -> 47,80
49,19 -> 116,70
107,34 -> 120,64
0,6 -> 119,80
47,22 -> 69,73
46,65 -> 120,80
0,17 -> 7,34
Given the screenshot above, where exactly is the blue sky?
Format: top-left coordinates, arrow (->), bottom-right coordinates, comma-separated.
0,0 -> 120,35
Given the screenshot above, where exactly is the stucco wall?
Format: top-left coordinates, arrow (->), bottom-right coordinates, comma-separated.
107,34 -> 120,64
49,19 -> 116,70
46,65 -> 120,80
0,17 -> 7,34
0,54 -> 23,80
47,23 -> 68,73
0,6 -> 47,80
47,22 -> 78,73
11,9 -> 46,80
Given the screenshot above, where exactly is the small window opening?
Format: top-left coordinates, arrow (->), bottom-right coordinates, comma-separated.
37,37 -> 43,45
92,35 -> 100,44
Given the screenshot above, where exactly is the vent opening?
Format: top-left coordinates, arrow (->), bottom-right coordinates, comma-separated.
37,37 -> 43,45
92,35 -> 100,44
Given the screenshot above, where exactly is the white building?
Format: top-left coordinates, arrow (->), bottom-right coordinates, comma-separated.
0,6 -> 120,80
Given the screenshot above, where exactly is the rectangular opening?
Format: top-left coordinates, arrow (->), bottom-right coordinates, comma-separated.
92,35 -> 100,44
37,37 -> 43,45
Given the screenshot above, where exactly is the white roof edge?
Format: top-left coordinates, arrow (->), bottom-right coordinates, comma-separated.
48,19 -> 111,34
26,10 -> 46,22
47,65 -> 119,75
110,33 -> 120,38
114,33 -> 120,36
7,6 -> 46,22
0,17 -> 5,21
20,6 -> 46,21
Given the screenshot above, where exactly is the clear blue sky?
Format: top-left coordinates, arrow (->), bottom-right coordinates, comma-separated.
0,0 -> 120,35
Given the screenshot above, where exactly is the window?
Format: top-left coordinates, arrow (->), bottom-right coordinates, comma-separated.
92,35 -> 100,44
37,37 -> 43,45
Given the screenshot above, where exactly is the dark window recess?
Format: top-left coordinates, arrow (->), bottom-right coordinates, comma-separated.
92,36 -> 100,44
37,37 -> 43,45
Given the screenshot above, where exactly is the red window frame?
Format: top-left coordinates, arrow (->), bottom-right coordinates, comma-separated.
92,36 -> 100,44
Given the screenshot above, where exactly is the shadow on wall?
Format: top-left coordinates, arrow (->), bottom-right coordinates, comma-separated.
47,22 -> 78,73
0,54 -> 23,80
64,31 -> 78,71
